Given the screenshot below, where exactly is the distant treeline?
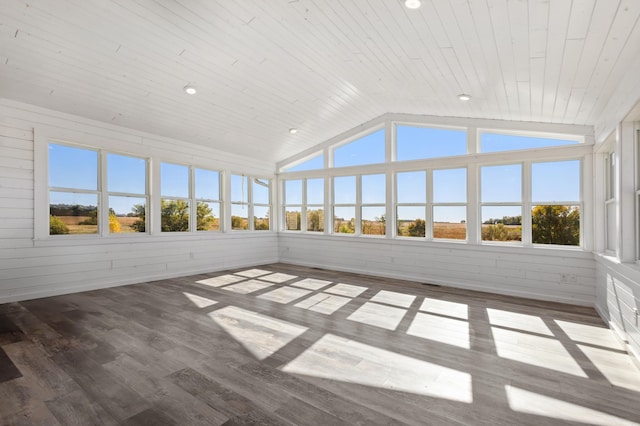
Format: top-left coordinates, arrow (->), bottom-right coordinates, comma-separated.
50,204 -> 97,216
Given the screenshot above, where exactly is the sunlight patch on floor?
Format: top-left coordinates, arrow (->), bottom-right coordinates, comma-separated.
196,274 -> 245,287
209,306 -> 308,360
259,273 -> 298,283
407,313 -> 470,349
505,385 -> 639,425
419,298 -> 468,320
578,344 -> 640,391
222,280 -> 274,294
294,293 -> 352,315
282,333 -> 473,403
182,292 -> 218,308
492,328 -> 587,377
324,283 -> 368,297
290,278 -> 333,290
555,319 -> 625,350
370,290 -> 416,308
258,286 -> 311,304
347,302 -> 407,331
487,308 -> 553,336
234,269 -> 272,278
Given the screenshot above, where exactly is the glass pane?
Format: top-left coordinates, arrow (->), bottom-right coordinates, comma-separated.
307,178 -> 324,205
108,196 -> 146,233
334,176 -> 356,204
107,153 -> 146,194
532,161 -> 580,202
231,204 -> 249,230
285,207 -> 301,231
49,191 -> 98,235
160,198 -> 189,232
161,163 -> 189,198
231,174 -> 248,203
396,126 -> 466,161
606,202 -> 616,251
253,205 -> 270,231
481,164 -> 522,202
334,206 -> 355,234
397,171 -> 426,203
307,208 -> 325,232
49,144 -> 97,190
283,153 -> 324,172
195,169 -> 220,200
253,178 -> 270,205
362,174 -> 386,204
334,129 -> 385,167
480,132 -> 580,153
433,168 -> 467,203
361,206 -> 386,236
197,201 -> 220,231
607,153 -> 616,200
481,206 -> 522,242
433,206 -> 466,240
531,205 -> 580,246
397,206 -> 426,237
285,180 -> 303,205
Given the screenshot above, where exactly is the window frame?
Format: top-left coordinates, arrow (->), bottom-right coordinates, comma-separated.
106,152 -> 149,235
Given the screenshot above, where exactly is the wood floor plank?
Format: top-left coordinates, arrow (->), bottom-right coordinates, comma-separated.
1,263 -> 639,426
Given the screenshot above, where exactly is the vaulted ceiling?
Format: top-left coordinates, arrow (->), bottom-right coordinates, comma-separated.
2,1 -> 640,163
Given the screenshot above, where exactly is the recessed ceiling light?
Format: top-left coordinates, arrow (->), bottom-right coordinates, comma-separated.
458,93 -> 471,101
405,0 -> 421,9
289,128 -> 298,134
184,85 -> 197,95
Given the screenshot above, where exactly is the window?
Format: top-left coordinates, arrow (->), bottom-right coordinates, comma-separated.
306,178 -> 325,232
48,144 -> 99,235
433,168 -> 467,240
396,171 -> 426,238
605,152 -> 617,252
531,160 -> 581,246
283,178 -> 325,232
396,125 -> 466,161
253,178 -> 271,231
481,164 -> 522,243
283,153 -> 324,172
284,180 -> 302,231
231,174 -> 271,231
160,163 -> 190,232
231,174 -> 249,230
480,132 -> 580,153
334,129 -> 385,167
333,176 -> 356,234
107,153 -> 147,233
361,174 -> 386,236
195,168 -> 221,231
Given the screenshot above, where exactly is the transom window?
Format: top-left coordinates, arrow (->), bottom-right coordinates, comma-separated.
333,129 -> 385,168
396,125 -> 467,161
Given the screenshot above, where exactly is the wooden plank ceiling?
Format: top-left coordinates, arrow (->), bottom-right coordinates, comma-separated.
1,0 -> 640,162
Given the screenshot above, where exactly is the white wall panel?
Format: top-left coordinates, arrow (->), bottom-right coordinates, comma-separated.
595,256 -> 640,363
279,234 -> 596,306
0,100 -> 278,303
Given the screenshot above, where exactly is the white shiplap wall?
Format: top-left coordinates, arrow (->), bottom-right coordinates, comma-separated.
0,99 -> 278,303
279,234 -> 596,306
595,256 -> 640,363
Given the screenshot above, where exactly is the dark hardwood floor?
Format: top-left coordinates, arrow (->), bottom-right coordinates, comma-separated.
1,263 -> 640,425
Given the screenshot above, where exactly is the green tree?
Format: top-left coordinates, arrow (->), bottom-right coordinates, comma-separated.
131,204 -> 146,232
231,215 -> 247,230
196,202 -> 216,230
407,218 -> 425,237
532,205 -> 580,245
161,199 -> 189,232
307,209 -> 324,232
49,215 -> 69,234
